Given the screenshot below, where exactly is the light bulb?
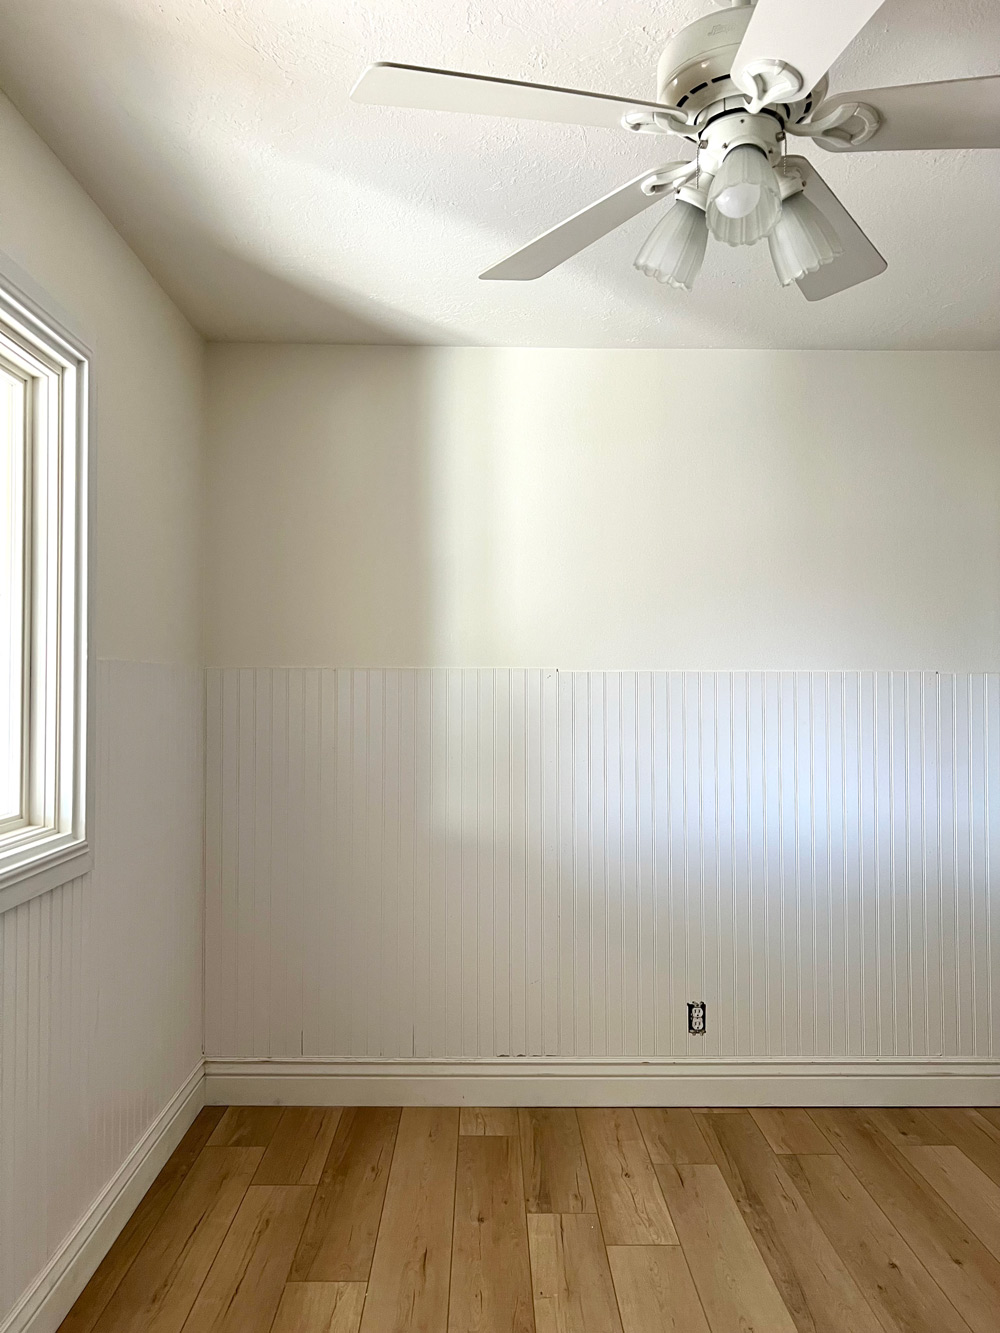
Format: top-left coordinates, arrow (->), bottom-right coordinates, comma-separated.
713,182 -> 761,219
768,190 -> 842,286
634,200 -> 708,292
706,146 -> 781,247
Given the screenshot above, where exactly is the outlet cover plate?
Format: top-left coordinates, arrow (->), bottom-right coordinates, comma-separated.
688,1001 -> 707,1036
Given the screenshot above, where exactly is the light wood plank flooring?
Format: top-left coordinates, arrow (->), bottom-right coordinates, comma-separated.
60,1104 -> 1000,1333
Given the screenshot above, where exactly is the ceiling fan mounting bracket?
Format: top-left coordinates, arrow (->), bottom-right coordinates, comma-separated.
621,106 -> 690,135
639,162 -> 700,196
789,100 -> 882,150
734,58 -> 805,113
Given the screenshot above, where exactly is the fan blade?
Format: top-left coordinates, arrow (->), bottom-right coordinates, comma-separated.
732,0 -> 887,105
352,62 -> 680,130
785,157 -> 886,300
480,166 -> 692,280
813,75 -> 1000,151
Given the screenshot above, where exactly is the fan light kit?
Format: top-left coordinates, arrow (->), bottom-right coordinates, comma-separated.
352,0 -> 1000,301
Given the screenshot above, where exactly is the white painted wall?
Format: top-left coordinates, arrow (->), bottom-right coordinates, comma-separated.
203,345 -> 1000,1077
0,94 -> 205,1331
1,663 -> 204,1329
205,344 -> 1000,671
0,90 -> 204,665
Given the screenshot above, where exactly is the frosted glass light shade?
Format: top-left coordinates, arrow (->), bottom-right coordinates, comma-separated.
706,146 -> 781,247
634,200 -> 708,292
768,190 -> 843,286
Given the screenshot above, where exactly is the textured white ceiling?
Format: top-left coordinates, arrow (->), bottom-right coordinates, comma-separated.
0,0 -> 997,347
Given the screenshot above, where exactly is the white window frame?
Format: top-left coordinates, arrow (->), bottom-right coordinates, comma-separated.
0,262 -> 92,914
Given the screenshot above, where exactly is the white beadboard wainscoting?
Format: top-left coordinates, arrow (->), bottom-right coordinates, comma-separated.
0,661 -> 205,1333
205,668 -> 999,1096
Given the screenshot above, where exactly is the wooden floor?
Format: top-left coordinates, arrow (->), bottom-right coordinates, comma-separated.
59,1104 -> 1000,1333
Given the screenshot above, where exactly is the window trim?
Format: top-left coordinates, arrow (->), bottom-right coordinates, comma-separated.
0,259 -> 93,915
0,351 -> 30,833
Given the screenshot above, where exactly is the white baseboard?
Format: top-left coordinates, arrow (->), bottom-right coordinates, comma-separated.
204,1057 -> 1000,1108
2,1063 -> 205,1333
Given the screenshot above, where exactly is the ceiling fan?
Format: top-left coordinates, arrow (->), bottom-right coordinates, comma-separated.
351,0 -> 1000,300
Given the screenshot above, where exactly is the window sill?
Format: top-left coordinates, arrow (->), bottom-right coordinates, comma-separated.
0,835 -> 92,915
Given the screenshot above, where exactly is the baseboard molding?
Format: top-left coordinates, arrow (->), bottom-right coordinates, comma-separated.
204,1056 -> 1000,1108
3,1063 -> 205,1333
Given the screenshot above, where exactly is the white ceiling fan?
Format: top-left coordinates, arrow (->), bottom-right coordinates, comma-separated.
351,0 -> 1000,300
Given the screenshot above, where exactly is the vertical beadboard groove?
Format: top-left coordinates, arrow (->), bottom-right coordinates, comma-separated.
204,669 -> 1000,1062
0,660 -> 204,1327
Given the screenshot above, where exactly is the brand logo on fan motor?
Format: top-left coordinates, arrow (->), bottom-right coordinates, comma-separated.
706,23 -> 733,37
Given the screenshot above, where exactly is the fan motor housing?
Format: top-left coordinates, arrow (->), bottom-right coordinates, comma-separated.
656,8 -> 822,127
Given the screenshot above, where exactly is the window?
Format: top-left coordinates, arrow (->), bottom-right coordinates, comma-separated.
0,268 -> 90,912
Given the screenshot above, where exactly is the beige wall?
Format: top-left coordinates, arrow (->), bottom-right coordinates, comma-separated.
0,90 -> 204,664
0,93 -> 206,1329
205,344 -> 1000,669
